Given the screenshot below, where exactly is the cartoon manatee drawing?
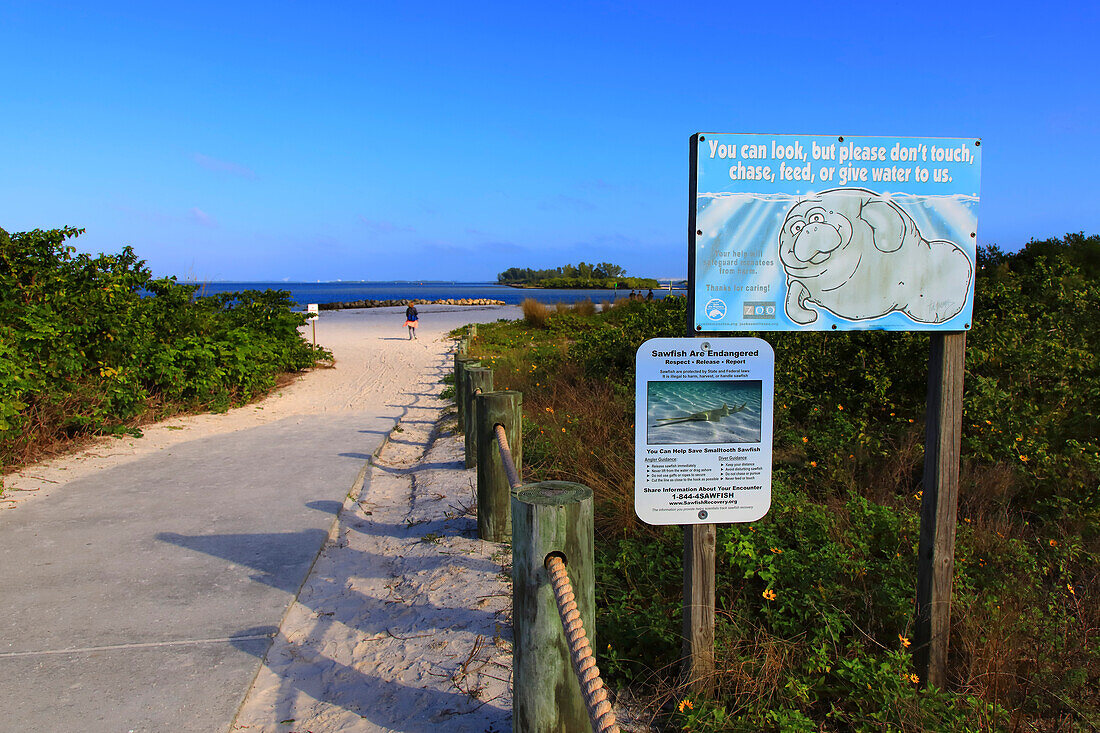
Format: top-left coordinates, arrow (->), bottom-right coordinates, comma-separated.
777,188 -> 972,325
654,402 -> 745,426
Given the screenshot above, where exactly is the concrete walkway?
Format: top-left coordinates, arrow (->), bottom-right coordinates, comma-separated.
0,412 -> 395,731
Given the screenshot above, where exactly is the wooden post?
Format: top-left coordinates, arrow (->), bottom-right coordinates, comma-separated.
512,482 -> 594,733
682,524 -> 716,688
454,355 -> 480,428
681,251 -> 716,689
475,390 -> 522,542
464,367 -> 493,469
915,332 -> 966,688
469,323 -> 478,340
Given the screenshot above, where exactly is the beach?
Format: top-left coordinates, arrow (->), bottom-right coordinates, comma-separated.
1,305 -> 519,509
1,302 -> 654,732
2,305 -> 520,731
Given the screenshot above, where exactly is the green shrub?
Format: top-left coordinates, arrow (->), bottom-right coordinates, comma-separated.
0,226 -> 328,472
471,235 -> 1100,730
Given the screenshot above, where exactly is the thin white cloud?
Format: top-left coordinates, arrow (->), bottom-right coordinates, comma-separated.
358,216 -> 415,234
189,207 -> 217,227
190,152 -> 257,179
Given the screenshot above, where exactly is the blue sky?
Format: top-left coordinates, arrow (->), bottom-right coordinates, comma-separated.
2,1 -> 1098,281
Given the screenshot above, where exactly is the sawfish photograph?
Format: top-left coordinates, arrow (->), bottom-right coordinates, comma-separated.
646,379 -> 762,445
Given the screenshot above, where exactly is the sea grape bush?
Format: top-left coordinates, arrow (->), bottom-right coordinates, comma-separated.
0,226 -> 327,474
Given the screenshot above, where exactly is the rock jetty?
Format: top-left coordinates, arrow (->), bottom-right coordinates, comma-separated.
318,298 -> 506,311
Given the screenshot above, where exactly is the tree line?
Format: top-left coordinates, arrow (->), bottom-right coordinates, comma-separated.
497,261 -> 627,284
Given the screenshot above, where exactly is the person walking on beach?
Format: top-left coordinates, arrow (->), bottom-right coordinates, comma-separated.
405,302 -> 419,339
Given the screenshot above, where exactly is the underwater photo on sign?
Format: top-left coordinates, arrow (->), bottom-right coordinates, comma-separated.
647,380 -> 762,445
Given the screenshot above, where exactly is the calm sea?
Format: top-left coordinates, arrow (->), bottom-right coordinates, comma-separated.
195,281 -> 680,309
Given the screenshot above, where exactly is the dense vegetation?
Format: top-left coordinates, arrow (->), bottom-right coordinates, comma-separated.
468,233 -> 1099,731
0,226 -> 328,481
497,261 -> 659,289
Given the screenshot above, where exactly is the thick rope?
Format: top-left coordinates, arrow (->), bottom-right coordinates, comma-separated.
496,426 -> 618,732
493,423 -> 522,490
545,555 -> 620,733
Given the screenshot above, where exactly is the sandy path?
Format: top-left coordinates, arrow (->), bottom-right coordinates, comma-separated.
2,303 -> 651,732
231,379 -> 513,732
1,305 -> 519,510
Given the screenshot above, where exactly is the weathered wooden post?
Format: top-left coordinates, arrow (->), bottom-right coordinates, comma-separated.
512,482 -> 594,733
915,332 -> 966,688
454,355 -> 480,427
682,525 -> 716,688
463,366 -> 493,468
683,298 -> 716,689
475,390 -> 522,541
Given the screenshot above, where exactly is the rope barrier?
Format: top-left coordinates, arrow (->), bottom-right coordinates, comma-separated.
546,555 -> 620,733
493,424 -> 522,490
493,423 -> 619,733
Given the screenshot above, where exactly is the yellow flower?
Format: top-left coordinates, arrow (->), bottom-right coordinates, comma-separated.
770,547 -> 783,554
561,427 -> 566,433
899,635 -> 911,648
1067,584 -> 1076,596
837,404 -> 843,410
762,589 -> 777,601
907,673 -> 920,684
913,490 -> 923,500
1019,455 -> 1029,462
678,699 -> 694,713
809,461 -> 817,467
801,436 -> 809,443
1049,539 -> 1058,547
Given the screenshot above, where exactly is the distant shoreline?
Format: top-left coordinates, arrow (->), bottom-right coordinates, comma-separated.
195,281 -> 685,308
503,283 -> 688,290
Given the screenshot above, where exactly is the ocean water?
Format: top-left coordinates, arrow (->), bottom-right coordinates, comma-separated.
192,281 -> 679,309
646,380 -> 762,445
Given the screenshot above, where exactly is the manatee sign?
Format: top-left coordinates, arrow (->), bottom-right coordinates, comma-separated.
688,134 -> 981,332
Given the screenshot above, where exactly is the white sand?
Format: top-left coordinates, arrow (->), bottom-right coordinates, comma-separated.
0,306 -> 517,509
4,304 -> 653,732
